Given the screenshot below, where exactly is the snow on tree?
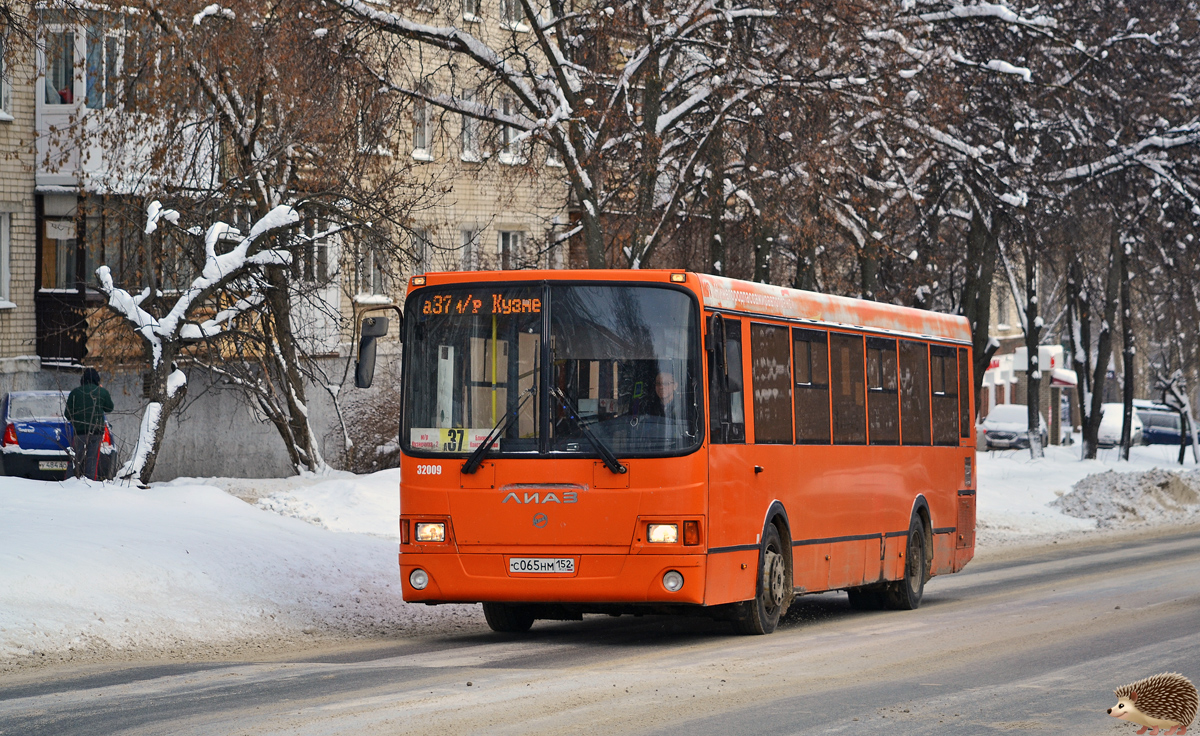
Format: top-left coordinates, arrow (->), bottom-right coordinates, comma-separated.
97,203 -> 297,483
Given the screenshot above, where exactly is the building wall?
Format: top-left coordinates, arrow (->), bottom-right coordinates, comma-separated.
0,27 -> 39,380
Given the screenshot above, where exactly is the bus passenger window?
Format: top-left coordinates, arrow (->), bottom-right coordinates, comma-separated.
866,337 -> 899,444
899,340 -> 931,445
931,345 -> 960,445
829,333 -> 866,444
708,317 -> 745,444
793,328 -> 830,444
958,347 -> 971,438
751,323 -> 793,444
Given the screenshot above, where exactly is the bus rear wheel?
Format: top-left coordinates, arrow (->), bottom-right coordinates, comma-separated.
885,518 -> 927,610
733,524 -> 787,635
482,603 -> 536,633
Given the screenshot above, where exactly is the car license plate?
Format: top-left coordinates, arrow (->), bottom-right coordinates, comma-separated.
509,557 -> 575,574
39,461 -> 69,471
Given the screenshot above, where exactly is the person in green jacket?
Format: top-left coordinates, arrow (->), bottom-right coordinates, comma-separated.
66,367 -> 114,480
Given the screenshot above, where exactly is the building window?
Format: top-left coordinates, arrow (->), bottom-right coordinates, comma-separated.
498,96 -> 523,164
412,92 -> 431,160
0,214 -> 11,305
1,35 -> 12,117
460,90 -> 480,161
460,228 -> 481,270
294,216 -> 330,284
462,0 -> 481,21
42,219 -> 77,290
412,228 -> 431,273
44,29 -> 75,104
85,21 -> 122,109
497,230 -> 522,270
500,0 -> 526,28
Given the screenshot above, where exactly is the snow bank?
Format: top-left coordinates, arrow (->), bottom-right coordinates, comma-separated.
975,441 -> 1199,544
1053,468 -> 1200,528
0,474 -> 480,667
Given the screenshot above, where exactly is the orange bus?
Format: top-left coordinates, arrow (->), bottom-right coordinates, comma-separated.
356,269 -> 976,634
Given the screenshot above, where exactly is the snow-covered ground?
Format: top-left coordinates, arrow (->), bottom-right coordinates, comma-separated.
976,441 -> 1200,544
2,443 -> 1198,669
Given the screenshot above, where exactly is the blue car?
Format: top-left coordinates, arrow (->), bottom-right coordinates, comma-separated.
1137,408 -> 1191,446
0,391 -> 116,480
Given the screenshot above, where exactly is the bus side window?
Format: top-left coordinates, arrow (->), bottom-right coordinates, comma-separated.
708,317 -> 745,444
829,333 -> 866,444
931,345 -> 960,445
958,347 -> 971,438
793,328 -> 830,444
750,323 -> 793,444
866,337 -> 899,445
899,340 -> 931,445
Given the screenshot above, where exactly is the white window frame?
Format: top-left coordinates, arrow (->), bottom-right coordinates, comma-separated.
0,35 -> 12,120
498,96 -> 525,165
412,92 -> 432,161
460,228 -> 481,270
498,230 -> 523,270
0,214 -> 12,308
499,0 -> 530,31
84,16 -> 124,110
462,0 -> 481,22
41,24 -> 79,107
412,227 -> 431,274
460,90 -> 480,162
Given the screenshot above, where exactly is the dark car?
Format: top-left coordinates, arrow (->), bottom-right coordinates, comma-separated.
1137,407 -> 1190,446
0,391 -> 116,480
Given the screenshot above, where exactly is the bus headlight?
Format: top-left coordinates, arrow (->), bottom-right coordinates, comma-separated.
415,522 -> 446,542
410,569 -> 430,590
662,570 -> 684,592
647,523 -> 678,544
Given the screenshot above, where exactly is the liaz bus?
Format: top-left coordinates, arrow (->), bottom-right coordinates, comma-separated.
355,270 -> 977,635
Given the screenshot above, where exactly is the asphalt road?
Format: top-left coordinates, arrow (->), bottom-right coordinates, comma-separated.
3,529 -> 1199,736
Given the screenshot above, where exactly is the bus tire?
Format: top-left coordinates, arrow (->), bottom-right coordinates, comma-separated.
885,518 -> 927,610
733,524 -> 787,635
482,603 -> 536,633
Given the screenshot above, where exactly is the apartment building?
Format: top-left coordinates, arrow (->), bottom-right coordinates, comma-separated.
0,20 -> 40,392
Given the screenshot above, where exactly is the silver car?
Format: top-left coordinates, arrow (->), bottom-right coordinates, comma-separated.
979,404 -> 1048,450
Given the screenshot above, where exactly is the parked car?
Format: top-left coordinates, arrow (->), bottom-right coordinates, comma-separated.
1097,403 -> 1144,447
0,391 -> 116,480
1136,404 -> 1189,445
979,404 -> 1049,450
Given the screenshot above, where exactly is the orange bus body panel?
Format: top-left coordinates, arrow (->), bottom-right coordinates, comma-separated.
397,270 -> 976,609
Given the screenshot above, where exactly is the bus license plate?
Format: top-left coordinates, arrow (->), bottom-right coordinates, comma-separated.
39,461 -> 69,471
509,558 -> 575,574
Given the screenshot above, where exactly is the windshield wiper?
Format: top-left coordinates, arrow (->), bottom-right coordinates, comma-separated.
461,386 -> 536,475
550,386 -> 627,475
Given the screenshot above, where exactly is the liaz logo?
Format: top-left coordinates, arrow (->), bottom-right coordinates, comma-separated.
502,491 -> 578,504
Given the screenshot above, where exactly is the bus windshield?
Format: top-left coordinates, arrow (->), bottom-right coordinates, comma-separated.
402,283 -> 702,457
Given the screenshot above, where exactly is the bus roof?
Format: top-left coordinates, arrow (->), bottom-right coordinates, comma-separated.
407,269 -> 972,344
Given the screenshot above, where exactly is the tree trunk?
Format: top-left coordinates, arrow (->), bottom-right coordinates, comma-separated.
959,206 -> 1000,418
1023,240 -> 1043,460
264,265 -> 324,473
1083,225 -> 1123,459
1066,254 -> 1092,456
123,347 -> 186,485
1118,239 -> 1136,460
707,131 -> 727,276
792,197 -> 819,291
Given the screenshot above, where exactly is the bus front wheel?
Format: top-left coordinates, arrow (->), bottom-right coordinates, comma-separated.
482,603 -> 536,633
885,518 -> 927,610
733,524 -> 787,635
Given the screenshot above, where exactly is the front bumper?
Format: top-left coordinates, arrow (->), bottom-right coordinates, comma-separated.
400,552 -> 707,605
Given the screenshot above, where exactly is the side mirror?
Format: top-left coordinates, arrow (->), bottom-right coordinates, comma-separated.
355,316 -> 390,389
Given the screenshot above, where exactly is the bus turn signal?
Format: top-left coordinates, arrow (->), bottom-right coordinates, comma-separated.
684,520 -> 700,546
